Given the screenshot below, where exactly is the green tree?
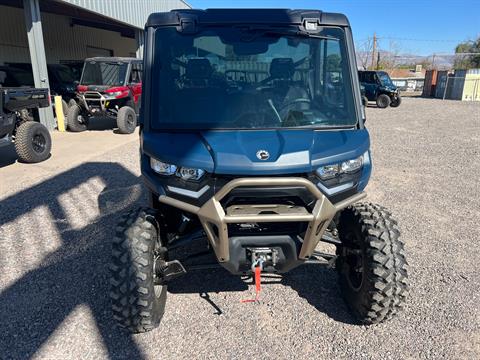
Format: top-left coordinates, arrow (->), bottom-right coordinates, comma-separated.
454,37 -> 480,69
326,53 -> 341,71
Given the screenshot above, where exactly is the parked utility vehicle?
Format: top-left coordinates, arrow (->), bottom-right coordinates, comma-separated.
0,87 -> 52,163
68,57 -> 142,134
6,62 -> 78,113
358,70 -> 401,108
110,9 -> 408,333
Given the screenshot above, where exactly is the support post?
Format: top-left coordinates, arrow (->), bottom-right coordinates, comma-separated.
371,32 -> 377,70
135,29 -> 144,59
23,0 -> 55,130
443,76 -> 450,100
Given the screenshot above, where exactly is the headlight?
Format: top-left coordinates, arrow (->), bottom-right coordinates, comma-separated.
316,155 -> 363,180
341,157 -> 363,173
150,158 -> 205,181
317,164 -> 340,180
150,158 -> 177,175
177,167 -> 205,181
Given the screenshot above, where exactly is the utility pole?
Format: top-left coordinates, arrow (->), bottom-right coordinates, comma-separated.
371,32 -> 377,70
431,53 -> 436,69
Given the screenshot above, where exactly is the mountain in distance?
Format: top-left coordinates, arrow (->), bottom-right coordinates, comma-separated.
355,51 -> 455,69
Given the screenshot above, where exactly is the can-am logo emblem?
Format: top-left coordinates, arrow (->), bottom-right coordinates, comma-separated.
256,150 -> 270,160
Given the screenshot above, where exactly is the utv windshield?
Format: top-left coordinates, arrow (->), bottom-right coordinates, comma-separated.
81,61 -> 128,86
151,26 -> 357,130
377,71 -> 394,87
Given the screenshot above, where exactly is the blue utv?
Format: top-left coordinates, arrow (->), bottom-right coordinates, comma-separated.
109,9 -> 408,333
359,70 -> 401,108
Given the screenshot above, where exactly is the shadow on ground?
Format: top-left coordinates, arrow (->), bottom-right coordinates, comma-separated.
0,162 -> 146,359
0,161 -> 354,359
282,266 -> 356,324
168,264 -> 355,324
77,116 -> 137,134
85,116 -> 118,131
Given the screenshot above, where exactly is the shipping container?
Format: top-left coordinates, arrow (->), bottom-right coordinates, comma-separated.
434,71 -> 449,98
462,70 -> 480,101
422,69 -> 438,97
447,69 -> 467,100
422,70 -> 437,97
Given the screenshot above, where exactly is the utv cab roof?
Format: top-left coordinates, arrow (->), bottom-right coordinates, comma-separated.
146,8 -> 349,28
84,57 -> 141,63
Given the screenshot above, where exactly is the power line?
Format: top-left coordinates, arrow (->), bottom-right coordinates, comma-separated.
379,36 -> 463,43
356,36 -> 467,43
389,53 -> 479,57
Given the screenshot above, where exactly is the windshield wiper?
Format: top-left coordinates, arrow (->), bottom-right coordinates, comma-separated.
267,99 -> 282,123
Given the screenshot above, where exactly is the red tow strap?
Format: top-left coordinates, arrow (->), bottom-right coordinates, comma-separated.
241,265 -> 262,303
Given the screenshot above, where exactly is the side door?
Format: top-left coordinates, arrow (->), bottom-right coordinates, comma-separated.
128,62 -> 143,114
362,72 -> 378,100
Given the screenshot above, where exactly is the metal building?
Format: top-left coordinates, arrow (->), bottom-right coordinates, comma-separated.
0,0 -> 190,128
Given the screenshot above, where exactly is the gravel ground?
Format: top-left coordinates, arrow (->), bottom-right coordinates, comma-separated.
0,98 -> 479,359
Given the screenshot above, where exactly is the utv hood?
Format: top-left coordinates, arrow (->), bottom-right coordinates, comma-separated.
142,129 -> 370,175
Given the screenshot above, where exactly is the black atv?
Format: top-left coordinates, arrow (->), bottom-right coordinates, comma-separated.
359,70 -> 401,108
6,63 -> 78,115
0,87 -> 52,163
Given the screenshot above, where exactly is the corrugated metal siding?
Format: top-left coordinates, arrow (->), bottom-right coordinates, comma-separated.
42,10 -> 138,60
0,5 -> 136,63
0,6 -> 30,63
60,0 -> 191,29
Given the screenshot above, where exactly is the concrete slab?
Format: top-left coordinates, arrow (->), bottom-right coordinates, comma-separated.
0,129 -> 139,196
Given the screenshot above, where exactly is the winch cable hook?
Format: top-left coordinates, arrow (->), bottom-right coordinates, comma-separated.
241,258 -> 264,303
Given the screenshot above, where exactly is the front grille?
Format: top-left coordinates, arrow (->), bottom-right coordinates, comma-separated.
220,185 -> 316,211
84,91 -> 102,100
220,185 -> 314,237
228,221 -> 307,236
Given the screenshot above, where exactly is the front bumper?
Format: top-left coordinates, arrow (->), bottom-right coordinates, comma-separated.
158,177 -> 366,263
79,92 -> 118,115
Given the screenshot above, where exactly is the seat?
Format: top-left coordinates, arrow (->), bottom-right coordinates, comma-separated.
173,58 -> 226,125
267,58 -> 310,114
269,58 -> 296,80
184,58 -> 213,87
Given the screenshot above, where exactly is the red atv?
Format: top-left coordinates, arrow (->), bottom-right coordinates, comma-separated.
67,57 -> 142,134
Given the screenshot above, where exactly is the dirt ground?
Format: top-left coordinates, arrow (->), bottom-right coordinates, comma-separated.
0,98 -> 479,359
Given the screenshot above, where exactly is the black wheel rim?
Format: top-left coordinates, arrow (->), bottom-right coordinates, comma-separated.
152,233 -> 166,293
343,232 -> 364,291
32,133 -> 46,153
127,114 -> 135,127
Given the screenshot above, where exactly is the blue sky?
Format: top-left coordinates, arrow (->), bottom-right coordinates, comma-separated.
188,0 -> 480,56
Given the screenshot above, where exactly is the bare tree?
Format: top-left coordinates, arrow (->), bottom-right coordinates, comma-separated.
355,37 -> 374,70
378,40 -> 402,70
